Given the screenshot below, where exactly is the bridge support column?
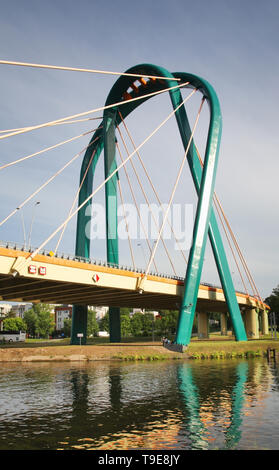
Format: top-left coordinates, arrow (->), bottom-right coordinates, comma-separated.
198,312 -> 209,339
109,307 -> 121,343
70,305 -> 88,345
220,312 -> 228,336
261,309 -> 269,335
244,308 -> 259,339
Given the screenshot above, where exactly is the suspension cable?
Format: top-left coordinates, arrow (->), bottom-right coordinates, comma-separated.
0,59 -> 181,81
118,110 -> 188,265
195,145 -> 262,301
144,97 -> 205,276
116,125 -> 177,275
0,116 -> 102,135
54,147 -> 97,254
28,90 -> 194,260
213,194 -> 249,295
0,136 -> 99,228
116,141 -> 158,272
0,81 -> 189,141
117,178 -> 136,270
0,127 -> 101,171
214,193 -> 262,301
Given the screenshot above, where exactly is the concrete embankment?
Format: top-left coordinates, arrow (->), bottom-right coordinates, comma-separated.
0,339 -> 278,362
0,342 -> 183,362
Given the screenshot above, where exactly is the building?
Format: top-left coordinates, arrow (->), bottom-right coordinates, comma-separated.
131,308 -> 159,318
0,303 -> 13,330
0,303 -> 13,316
54,305 -> 72,331
11,303 -> 33,318
90,306 -> 109,321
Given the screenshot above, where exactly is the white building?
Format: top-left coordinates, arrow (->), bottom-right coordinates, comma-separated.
0,303 -> 13,316
130,308 -> 159,317
0,303 -> 13,330
89,306 -> 109,321
55,305 -> 72,331
11,303 -> 33,318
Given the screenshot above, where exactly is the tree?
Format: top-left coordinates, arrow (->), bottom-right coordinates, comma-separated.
24,309 -> 38,337
154,310 -> 178,337
87,309 -> 99,337
141,313 -> 154,337
62,318 -> 72,337
130,312 -> 144,337
27,303 -> 55,338
120,313 -> 131,338
265,285 -> 279,314
3,317 -> 26,332
37,310 -> 55,338
99,312 -> 109,332
265,286 -> 279,328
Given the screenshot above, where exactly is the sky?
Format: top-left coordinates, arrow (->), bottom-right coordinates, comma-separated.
0,0 -> 278,300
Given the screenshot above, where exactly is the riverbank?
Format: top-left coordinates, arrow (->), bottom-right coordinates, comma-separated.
0,341 -> 180,362
0,337 -> 278,362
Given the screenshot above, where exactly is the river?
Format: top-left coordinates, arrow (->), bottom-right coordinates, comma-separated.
0,358 -> 278,450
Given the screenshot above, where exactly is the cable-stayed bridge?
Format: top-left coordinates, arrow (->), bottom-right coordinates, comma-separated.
0,61 -> 269,346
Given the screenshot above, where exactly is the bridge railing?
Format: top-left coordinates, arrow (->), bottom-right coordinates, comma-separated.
0,239 -> 251,297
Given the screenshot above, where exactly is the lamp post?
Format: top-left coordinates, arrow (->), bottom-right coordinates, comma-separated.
28,201 -> 40,249
137,242 -> 147,268
16,207 -> 26,250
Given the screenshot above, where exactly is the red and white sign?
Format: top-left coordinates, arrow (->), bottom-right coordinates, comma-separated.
92,274 -> 100,282
28,265 -> 37,274
38,266 -> 46,275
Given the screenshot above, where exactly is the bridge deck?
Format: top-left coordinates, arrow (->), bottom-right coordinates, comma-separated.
0,246 -> 266,312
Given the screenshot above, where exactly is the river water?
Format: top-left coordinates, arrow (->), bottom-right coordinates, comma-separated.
0,358 -> 278,451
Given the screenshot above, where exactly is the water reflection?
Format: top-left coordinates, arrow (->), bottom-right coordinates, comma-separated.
177,361 -> 249,449
0,358 -> 278,450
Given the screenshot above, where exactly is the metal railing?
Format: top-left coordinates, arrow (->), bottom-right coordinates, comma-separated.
0,240 -> 254,297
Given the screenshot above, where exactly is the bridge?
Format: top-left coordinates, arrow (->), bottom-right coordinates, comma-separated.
0,242 -> 269,341
0,61 -> 269,345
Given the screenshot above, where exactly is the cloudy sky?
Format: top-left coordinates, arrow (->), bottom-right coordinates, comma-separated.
0,0 -> 278,300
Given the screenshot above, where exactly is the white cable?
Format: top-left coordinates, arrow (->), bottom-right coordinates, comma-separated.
144,97 -> 205,276
0,81 -> 189,141
0,128 -> 99,171
28,90 -> 196,259
0,59 -> 181,81
0,136 -> 99,227
0,116 -> 102,135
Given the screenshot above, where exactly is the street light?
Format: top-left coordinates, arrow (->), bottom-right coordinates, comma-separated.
16,207 -> 26,250
28,201 -> 40,249
137,242 -> 147,267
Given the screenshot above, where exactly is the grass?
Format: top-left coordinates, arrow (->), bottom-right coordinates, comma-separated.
187,337 -> 279,359
112,353 -> 170,361
1,334 -> 278,362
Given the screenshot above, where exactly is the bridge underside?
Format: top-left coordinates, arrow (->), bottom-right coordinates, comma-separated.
0,272 -> 240,313
0,247 -> 265,314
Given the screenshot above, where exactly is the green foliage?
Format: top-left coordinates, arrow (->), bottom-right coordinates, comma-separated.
265,285 -> 279,311
120,314 -> 131,338
23,309 -> 38,337
98,309 -> 179,339
3,316 -> 26,332
24,303 -> 54,338
62,318 -> 72,337
156,310 -> 178,336
36,309 -> 55,338
141,313 -> 154,337
265,285 -> 279,318
130,312 -> 143,337
87,309 -> 99,337
99,312 -> 109,332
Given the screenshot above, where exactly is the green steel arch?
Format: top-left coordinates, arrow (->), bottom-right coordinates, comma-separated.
70,64 -> 247,345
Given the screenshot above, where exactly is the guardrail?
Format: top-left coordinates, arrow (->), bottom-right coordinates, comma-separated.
0,240 -> 253,298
